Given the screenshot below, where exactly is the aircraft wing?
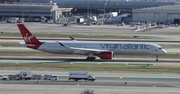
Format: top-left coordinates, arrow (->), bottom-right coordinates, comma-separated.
59,42 -> 109,53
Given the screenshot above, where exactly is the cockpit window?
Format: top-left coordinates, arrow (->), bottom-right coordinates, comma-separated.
159,47 -> 162,49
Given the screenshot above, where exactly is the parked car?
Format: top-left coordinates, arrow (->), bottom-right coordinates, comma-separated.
48,76 -> 58,81
0,75 -> 8,80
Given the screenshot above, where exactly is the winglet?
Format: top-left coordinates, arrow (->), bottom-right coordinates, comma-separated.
70,36 -> 78,42
69,36 -> 75,40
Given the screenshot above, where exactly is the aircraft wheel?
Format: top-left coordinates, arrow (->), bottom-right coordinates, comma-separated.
86,57 -> 96,61
156,56 -> 159,62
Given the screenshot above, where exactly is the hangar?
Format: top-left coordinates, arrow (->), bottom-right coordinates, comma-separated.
132,5 -> 180,24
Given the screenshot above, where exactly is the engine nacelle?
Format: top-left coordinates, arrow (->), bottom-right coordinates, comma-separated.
99,52 -> 113,59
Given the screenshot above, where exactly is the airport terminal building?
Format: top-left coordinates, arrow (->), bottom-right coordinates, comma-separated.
19,0 -> 176,13
0,3 -> 72,22
0,0 -> 180,23
132,5 -> 180,24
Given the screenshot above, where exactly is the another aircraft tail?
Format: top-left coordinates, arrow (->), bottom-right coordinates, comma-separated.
17,24 -> 40,44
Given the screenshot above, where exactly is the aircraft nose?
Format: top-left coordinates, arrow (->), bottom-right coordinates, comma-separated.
161,49 -> 167,54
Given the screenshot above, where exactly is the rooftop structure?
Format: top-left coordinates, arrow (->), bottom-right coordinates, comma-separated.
19,0 -> 176,9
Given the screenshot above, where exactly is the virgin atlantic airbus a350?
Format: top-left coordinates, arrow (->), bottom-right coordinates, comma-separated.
17,24 -> 167,61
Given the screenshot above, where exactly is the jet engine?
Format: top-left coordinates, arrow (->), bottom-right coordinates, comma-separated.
99,52 -> 113,59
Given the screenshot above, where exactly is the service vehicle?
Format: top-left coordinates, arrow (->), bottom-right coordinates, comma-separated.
16,71 -> 32,80
0,75 -> 8,80
48,76 -> 58,81
68,72 -> 96,81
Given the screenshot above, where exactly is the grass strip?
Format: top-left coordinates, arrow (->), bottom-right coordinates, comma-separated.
0,64 -> 180,72
0,33 -> 137,39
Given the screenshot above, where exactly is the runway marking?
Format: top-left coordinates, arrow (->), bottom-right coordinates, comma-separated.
70,62 -> 73,64
120,76 -> 123,80
98,62 -> 101,65
76,84 -> 79,86
15,62 -> 18,64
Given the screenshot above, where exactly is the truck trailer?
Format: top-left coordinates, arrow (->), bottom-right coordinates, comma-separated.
16,71 -> 31,80
68,72 -> 96,81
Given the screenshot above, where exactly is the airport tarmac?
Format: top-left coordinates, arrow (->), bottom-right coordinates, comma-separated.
0,70 -> 180,94
0,84 -> 179,94
1,22 -> 180,94
0,56 -> 180,66
0,22 -> 180,40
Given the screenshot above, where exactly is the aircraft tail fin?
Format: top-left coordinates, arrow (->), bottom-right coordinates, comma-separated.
17,24 -> 40,44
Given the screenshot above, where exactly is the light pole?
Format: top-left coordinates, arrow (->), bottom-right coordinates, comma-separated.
87,0 -> 89,23
22,7 -> 24,22
104,1 -> 107,15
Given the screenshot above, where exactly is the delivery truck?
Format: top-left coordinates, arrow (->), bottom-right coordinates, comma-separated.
16,71 -> 32,80
68,72 -> 96,81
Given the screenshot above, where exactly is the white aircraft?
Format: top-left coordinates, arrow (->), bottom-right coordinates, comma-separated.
17,24 -> 167,61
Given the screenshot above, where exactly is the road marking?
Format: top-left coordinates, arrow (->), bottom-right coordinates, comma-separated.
103,71 -> 107,73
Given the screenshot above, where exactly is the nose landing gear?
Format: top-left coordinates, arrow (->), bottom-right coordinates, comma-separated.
156,56 -> 159,62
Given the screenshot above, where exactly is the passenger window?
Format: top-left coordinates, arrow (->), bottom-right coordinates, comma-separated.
159,47 -> 162,49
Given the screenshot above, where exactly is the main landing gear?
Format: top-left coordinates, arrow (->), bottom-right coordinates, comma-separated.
86,53 -> 96,61
156,56 -> 159,62
86,57 -> 96,61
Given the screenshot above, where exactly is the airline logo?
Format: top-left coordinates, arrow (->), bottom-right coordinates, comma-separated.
24,33 -> 34,43
100,44 -> 150,50
22,72 -> 27,77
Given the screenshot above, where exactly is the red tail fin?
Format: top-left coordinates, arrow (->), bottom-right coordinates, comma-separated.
17,24 -> 40,44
